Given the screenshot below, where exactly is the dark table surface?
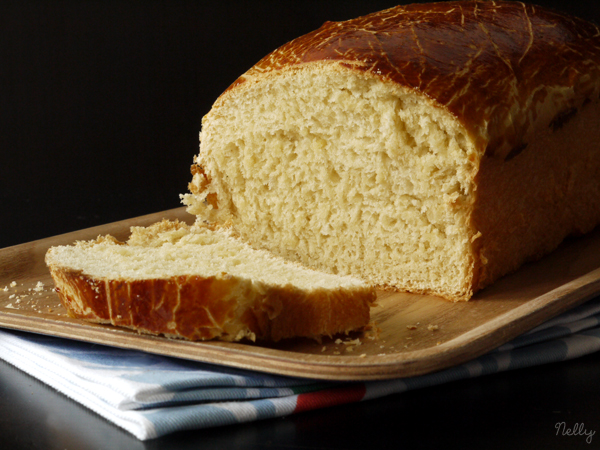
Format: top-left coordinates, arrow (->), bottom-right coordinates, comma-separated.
3,1 -> 600,449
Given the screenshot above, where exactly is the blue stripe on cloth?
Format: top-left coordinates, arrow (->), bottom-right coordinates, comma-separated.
252,399 -> 278,420
524,297 -> 600,333
141,398 -> 296,438
136,387 -> 296,410
143,404 -> 240,438
564,329 -> 600,359
363,329 -> 591,402
495,314 -> 600,352
504,339 -> 569,369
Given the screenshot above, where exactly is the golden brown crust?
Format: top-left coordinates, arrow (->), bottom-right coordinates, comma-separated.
224,1 -> 600,156
471,98 -> 600,290
47,262 -> 376,342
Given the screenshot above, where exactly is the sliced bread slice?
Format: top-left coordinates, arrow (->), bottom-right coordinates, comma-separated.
45,220 -> 376,342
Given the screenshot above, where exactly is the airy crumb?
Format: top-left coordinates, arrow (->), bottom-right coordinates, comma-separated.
9,281 -> 17,288
33,281 -> 45,292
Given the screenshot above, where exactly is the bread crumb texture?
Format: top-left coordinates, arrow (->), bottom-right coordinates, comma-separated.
45,220 -> 376,342
184,68 -> 478,300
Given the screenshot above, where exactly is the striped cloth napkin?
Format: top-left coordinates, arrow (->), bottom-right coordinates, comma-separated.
2,296 -> 600,441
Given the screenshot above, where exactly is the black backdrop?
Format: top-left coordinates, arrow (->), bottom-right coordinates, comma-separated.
4,2 -> 600,449
2,0 -> 600,248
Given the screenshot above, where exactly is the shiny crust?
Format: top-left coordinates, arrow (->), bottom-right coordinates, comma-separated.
47,261 -> 376,342
223,1 -> 600,157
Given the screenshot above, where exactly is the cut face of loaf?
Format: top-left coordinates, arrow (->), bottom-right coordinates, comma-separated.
182,1 -> 600,301
45,220 -> 376,341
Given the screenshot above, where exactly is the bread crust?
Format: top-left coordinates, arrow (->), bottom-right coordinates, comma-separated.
471,97 -> 600,289
223,1 -> 600,159
46,234 -> 376,342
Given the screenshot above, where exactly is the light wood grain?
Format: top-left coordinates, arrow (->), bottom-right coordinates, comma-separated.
1,207 -> 599,380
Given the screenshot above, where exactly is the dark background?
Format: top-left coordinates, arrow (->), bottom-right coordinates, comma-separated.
2,0 -> 600,248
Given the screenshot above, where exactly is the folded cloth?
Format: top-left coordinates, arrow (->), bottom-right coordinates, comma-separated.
2,297 -> 600,440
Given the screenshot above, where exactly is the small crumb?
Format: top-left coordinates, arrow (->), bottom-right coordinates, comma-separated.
321,346 -> 327,352
5,303 -> 15,309
346,346 -> 354,352
333,351 -> 341,355
363,322 -> 381,341
2,286 -> 8,291
8,294 -> 15,299
342,338 -> 362,347
406,324 -> 418,330
427,324 -> 439,331
335,338 -> 343,345
33,281 -> 44,292
359,354 -> 367,358
10,281 -> 17,288
436,341 -> 442,346
380,345 -> 385,349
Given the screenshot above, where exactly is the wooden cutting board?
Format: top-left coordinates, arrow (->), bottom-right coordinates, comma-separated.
1,207 -> 600,381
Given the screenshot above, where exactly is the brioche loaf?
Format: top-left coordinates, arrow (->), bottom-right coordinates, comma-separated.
182,1 -> 600,301
46,220 -> 375,341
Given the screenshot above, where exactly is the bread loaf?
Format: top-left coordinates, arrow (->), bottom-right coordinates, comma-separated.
46,220 -> 375,341
182,1 -> 600,301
